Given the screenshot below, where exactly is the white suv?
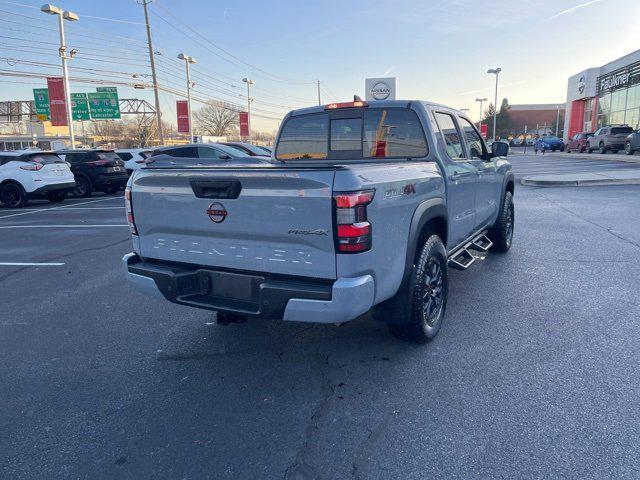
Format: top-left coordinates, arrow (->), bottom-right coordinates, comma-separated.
0,150 -> 76,208
115,148 -> 153,175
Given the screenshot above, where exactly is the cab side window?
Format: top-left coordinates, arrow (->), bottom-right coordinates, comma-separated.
458,117 -> 485,159
434,112 -> 464,160
198,147 -> 224,159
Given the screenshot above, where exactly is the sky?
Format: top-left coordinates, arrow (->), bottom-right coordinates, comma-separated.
1,0 -> 640,132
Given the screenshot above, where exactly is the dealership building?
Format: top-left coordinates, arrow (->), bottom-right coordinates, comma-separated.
564,49 -> 640,140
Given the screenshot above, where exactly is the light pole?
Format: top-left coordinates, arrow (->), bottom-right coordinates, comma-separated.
487,67 -> 501,140
555,103 -> 561,137
178,53 -> 196,143
41,3 -> 78,148
242,77 -> 254,142
475,97 -> 487,130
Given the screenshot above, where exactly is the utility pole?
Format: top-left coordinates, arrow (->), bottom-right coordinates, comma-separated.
475,97 -> 487,130
141,0 -> 164,144
317,80 -> 321,106
487,67 -> 501,140
178,53 -> 196,143
41,4 -> 78,148
555,104 -> 561,137
242,77 -> 254,142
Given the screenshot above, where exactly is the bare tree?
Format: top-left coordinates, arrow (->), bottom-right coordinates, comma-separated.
194,100 -> 239,136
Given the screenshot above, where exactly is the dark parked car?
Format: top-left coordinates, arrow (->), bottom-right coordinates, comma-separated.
587,125 -> 634,153
57,149 -> 128,197
220,141 -> 272,157
624,130 -> 640,155
565,132 -> 593,153
538,135 -> 564,151
149,143 -> 269,164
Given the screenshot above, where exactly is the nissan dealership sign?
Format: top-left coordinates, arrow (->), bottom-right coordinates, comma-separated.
365,77 -> 397,101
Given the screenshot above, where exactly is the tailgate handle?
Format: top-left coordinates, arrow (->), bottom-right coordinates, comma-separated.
190,179 -> 242,199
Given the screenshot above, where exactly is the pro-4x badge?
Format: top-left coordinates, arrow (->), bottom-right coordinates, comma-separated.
207,202 -> 228,223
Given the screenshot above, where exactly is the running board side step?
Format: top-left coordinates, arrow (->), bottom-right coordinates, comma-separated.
448,248 -> 475,270
469,234 -> 493,252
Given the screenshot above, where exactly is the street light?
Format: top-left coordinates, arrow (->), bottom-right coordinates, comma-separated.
177,53 -> 196,143
487,67 -> 501,140
242,77 -> 254,142
41,3 -> 78,148
475,97 -> 487,131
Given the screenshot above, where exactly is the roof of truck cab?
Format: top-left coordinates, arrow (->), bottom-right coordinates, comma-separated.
288,100 -> 461,117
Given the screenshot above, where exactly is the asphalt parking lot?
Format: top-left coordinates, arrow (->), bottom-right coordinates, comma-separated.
2,161 -> 640,479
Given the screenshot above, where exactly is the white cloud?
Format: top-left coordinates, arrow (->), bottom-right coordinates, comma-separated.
550,0 -> 606,19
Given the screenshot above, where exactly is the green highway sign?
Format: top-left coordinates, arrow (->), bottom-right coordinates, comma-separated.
88,87 -> 121,119
70,93 -> 91,121
33,88 -> 50,121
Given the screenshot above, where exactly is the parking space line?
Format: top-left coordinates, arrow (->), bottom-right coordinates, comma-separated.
0,197 -> 122,220
0,262 -> 65,266
0,224 -> 128,229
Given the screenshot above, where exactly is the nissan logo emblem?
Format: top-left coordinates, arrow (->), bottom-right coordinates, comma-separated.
370,82 -> 391,100
207,202 -> 228,223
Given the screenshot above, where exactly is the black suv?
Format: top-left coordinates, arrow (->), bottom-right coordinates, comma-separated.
587,125 -> 634,154
57,149 -> 128,197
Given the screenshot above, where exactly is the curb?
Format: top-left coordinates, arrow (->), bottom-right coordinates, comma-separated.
521,177 -> 640,187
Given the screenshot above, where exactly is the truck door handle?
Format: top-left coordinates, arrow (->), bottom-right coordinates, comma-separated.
450,173 -> 462,181
190,179 -> 242,199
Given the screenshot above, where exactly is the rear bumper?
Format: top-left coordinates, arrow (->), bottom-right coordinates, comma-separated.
95,173 -> 128,189
122,253 -> 374,323
27,181 -> 76,198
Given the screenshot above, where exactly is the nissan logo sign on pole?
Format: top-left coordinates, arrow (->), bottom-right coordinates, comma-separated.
365,77 -> 397,102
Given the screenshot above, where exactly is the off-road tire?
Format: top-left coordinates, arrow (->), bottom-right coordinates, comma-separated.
489,191 -> 514,253
102,185 -> 120,195
387,234 -> 448,343
0,181 -> 28,208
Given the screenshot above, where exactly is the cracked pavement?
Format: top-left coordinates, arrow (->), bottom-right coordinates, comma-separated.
1,177 -> 640,479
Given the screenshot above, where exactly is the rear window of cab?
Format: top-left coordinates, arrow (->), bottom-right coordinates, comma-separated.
275,108 -> 428,161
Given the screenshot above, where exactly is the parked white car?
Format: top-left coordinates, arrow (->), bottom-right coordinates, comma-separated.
115,148 -> 153,174
0,150 -> 76,208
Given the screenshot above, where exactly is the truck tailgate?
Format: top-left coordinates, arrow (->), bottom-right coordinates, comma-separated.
131,168 -> 337,279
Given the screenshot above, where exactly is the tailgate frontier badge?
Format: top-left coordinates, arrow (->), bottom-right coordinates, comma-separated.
207,202 -> 228,223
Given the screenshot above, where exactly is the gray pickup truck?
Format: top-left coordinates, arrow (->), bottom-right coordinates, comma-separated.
123,100 -> 514,343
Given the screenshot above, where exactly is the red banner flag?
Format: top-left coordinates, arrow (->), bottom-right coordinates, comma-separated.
239,111 -> 249,137
480,123 -> 488,139
47,77 -> 67,126
176,100 -> 189,134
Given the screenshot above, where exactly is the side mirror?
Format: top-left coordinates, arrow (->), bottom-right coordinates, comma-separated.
219,154 -> 231,160
491,141 -> 509,157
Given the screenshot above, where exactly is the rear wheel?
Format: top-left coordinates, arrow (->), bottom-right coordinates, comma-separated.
489,191 -> 514,253
47,191 -> 67,203
387,234 -> 448,343
0,182 -> 28,208
72,177 -> 92,198
626,141 -> 635,155
599,142 -> 607,154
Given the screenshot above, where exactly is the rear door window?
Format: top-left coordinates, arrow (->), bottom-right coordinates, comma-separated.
611,127 -> 633,134
118,152 -> 133,161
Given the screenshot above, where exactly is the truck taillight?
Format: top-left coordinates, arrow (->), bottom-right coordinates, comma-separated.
333,190 -> 374,253
125,186 -> 137,235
